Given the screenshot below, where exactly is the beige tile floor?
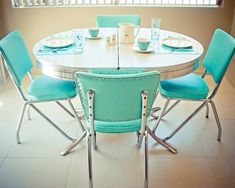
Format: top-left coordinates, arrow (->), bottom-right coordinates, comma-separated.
0,75 -> 235,188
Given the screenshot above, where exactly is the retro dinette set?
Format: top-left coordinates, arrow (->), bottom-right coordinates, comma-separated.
1,15 -> 234,188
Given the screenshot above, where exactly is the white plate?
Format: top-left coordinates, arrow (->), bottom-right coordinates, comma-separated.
86,36 -> 102,40
162,37 -> 192,48
43,37 -> 74,48
133,46 -> 154,53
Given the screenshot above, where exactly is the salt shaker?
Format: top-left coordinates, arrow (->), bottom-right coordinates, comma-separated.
106,34 -> 116,45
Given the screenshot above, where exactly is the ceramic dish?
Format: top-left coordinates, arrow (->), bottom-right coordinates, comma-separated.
133,46 -> 154,53
43,37 -> 74,48
86,36 -> 102,40
162,37 -> 192,48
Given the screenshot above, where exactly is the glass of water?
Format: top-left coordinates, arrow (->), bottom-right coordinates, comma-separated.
151,18 -> 161,42
72,29 -> 84,46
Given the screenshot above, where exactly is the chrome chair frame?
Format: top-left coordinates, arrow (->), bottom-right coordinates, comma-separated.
152,68 -> 226,142
61,83 -> 177,158
87,90 -> 149,188
2,58 -> 85,146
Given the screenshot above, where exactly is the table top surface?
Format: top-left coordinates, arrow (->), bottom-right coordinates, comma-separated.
34,28 -> 203,80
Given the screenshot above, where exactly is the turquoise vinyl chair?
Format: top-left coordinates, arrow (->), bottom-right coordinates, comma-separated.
96,15 -> 141,28
0,31 -> 85,149
72,71 -> 160,188
152,29 -> 235,143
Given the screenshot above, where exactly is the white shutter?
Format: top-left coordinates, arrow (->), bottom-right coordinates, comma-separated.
12,0 -> 222,8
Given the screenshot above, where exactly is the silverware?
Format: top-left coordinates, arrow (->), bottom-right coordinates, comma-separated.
170,48 -> 194,52
39,47 -> 70,53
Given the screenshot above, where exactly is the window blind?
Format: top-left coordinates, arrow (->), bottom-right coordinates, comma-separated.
12,0 -> 222,7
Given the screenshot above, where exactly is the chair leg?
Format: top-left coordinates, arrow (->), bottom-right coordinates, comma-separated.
29,103 -> 74,141
210,101 -> 222,141
75,107 -> 85,119
151,99 -> 179,123
27,105 -> 31,120
150,91 -> 160,119
162,100 -> 180,118
93,132 -> 97,150
56,101 -> 75,118
67,99 -> 85,132
152,99 -> 171,133
205,102 -> 209,118
16,103 -> 28,144
137,134 -> 144,148
147,126 -> 177,154
88,134 -> 93,188
61,130 -> 87,156
144,130 -> 148,188
150,107 -> 161,119
163,101 -> 207,142
136,131 -> 140,143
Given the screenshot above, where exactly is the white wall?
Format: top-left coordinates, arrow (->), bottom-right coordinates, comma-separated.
227,7 -> 235,87
0,1 -> 6,38
0,1 -> 7,88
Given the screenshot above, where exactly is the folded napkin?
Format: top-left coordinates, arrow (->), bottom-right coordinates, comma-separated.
158,44 -> 195,54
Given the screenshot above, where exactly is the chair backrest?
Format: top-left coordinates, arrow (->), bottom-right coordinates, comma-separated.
203,29 -> 235,84
0,31 -> 33,87
75,71 -> 160,122
96,15 -> 141,28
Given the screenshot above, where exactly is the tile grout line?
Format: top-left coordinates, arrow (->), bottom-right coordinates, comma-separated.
3,137 -> 16,159
64,155 -> 73,188
0,135 -> 14,169
0,157 -> 7,169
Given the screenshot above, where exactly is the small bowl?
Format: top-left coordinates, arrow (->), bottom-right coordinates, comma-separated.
88,28 -> 100,38
137,38 -> 150,51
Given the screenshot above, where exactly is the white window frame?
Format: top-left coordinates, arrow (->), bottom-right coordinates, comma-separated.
11,0 -> 223,8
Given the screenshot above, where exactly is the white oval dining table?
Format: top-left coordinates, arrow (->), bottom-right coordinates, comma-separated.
33,28 -> 204,155
33,28 -> 203,80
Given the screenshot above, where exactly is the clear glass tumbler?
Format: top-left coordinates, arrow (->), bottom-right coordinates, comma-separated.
72,29 -> 84,47
151,18 -> 161,42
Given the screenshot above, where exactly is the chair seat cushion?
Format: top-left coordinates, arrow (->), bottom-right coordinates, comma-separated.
28,75 -> 77,101
160,73 -> 209,100
87,119 -> 142,133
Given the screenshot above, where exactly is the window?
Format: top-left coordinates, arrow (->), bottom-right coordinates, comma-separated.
12,0 -> 223,8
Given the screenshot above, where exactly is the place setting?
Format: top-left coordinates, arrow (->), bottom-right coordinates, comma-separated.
34,30 -> 84,55
132,35 -> 197,55
160,36 -> 196,53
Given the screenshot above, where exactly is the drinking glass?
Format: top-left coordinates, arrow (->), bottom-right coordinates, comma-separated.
151,18 -> 161,42
72,29 -> 84,46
